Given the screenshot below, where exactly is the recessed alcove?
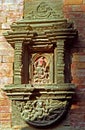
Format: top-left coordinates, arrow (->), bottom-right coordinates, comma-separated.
22,38 -> 75,85
22,42 -> 54,84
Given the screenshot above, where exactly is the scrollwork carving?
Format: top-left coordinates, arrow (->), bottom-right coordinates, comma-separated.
27,2 -> 62,20
15,99 -> 68,127
37,2 -> 52,18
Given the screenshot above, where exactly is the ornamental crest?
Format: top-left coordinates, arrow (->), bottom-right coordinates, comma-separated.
25,2 -> 63,19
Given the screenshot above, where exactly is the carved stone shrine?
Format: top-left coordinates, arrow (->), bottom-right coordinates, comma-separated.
3,0 -> 77,128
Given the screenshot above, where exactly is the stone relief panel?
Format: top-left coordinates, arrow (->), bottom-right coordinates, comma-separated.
33,56 -> 49,84
26,2 -> 60,19
31,53 -> 53,84
15,99 -> 68,127
24,0 -> 63,19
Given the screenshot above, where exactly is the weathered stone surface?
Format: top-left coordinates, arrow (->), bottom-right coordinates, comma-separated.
2,0 -> 77,128
0,0 -> 85,129
24,0 -> 64,20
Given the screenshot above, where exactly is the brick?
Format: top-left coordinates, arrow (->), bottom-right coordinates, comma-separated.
77,101 -> 85,106
0,91 -> 10,99
71,104 -> 80,110
71,5 -> 85,12
0,49 -> 14,56
0,98 -> 10,106
71,62 -> 85,69
64,0 -> 83,5
0,43 -> 9,50
0,77 -> 13,85
0,42 -> 14,51
0,113 -> 11,120
0,106 -> 11,113
72,5 -> 83,12
70,114 -> 85,127
71,62 -> 78,70
72,54 -> 85,62
2,56 -> 14,63
81,5 -> 85,11
3,0 -> 15,4
9,4 -> 17,11
72,77 -> 85,85
71,103 -> 85,113
77,62 -> 85,69
76,91 -> 85,101
0,63 -> 13,77
72,69 -> 85,77
1,121 -> 11,128
77,85 -> 85,89
16,0 -> 24,5
64,12 -> 83,22
63,5 -> 73,12
83,0 -> 85,4
13,125 -> 24,130
72,55 -> 79,62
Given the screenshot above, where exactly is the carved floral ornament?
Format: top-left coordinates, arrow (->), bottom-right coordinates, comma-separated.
3,0 -> 78,128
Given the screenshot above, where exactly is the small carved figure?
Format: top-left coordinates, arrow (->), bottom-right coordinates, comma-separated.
30,100 -> 44,121
33,56 -> 49,83
21,101 -> 32,120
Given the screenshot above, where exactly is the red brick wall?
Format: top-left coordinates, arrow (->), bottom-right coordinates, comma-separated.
0,0 -> 85,129
63,0 -> 85,129
0,0 -> 24,128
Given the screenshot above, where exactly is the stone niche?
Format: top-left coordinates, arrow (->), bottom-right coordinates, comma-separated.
3,0 -> 77,129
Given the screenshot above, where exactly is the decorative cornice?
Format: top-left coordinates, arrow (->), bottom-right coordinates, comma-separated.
3,83 -> 75,100
3,19 -> 77,46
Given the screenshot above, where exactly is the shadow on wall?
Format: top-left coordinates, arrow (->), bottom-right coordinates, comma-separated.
21,126 -> 55,130
21,126 -> 49,130
20,115 -> 69,130
20,125 -> 72,130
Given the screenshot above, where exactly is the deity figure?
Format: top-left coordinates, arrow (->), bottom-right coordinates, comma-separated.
33,56 -> 49,83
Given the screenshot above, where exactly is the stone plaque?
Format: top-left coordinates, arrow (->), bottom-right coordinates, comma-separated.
24,0 -> 64,20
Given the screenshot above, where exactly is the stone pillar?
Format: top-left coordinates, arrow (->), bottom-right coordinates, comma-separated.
54,43 -> 57,83
56,40 -> 65,83
14,41 -> 23,84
